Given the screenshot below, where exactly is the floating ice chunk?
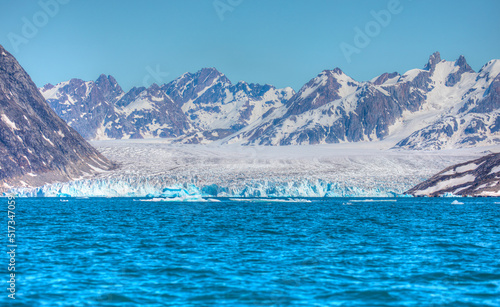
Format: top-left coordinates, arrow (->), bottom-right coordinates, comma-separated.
139,195 -> 205,202
350,199 -> 397,202
229,198 -> 312,203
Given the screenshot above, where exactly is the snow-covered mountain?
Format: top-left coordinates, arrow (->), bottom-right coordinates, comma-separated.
41,53 -> 500,149
396,58 -> 500,150
41,76 -> 193,140
407,151 -> 500,196
42,68 -> 294,143
227,53 -> 500,149
162,68 -> 294,144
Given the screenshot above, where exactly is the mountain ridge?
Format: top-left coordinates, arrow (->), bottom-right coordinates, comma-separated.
41,52 -> 500,149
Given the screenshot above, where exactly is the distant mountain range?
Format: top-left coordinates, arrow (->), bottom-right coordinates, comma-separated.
42,52 -> 500,150
0,44 -> 114,190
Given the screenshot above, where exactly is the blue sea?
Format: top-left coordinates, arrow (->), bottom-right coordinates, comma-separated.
3,197 -> 500,306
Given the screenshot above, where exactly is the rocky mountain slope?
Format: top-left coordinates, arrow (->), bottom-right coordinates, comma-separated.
42,53 -> 500,149
0,44 -> 114,190
407,152 -> 500,196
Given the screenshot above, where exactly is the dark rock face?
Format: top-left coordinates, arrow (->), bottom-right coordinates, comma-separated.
446,55 -> 474,87
108,83 -> 192,139
407,152 -> 500,196
0,44 -> 114,190
469,75 -> 500,113
43,76 -> 123,139
162,68 -> 231,106
423,51 -> 442,72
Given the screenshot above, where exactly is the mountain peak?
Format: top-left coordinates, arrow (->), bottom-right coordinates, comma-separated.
96,74 -> 119,87
42,83 -> 55,91
94,74 -> 123,101
174,67 -> 228,85
455,55 -> 474,72
193,67 -> 231,86
200,67 -> 222,74
331,67 -> 344,75
424,51 -> 442,71
96,73 -> 107,81
148,82 -> 161,91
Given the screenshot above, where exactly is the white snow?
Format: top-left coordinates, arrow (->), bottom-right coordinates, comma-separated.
400,69 -> 424,82
478,59 -> 500,80
455,163 -> 478,173
488,165 -> 500,175
42,134 -> 55,146
299,73 -> 329,99
479,190 -> 500,197
443,162 -> 479,175
1,114 -> 19,130
121,97 -> 154,115
414,174 -> 476,196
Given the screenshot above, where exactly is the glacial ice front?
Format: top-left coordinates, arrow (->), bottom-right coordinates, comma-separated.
11,141 -> 486,198
14,177 -> 413,198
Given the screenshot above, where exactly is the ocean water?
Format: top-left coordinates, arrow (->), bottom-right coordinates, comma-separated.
3,197 -> 500,306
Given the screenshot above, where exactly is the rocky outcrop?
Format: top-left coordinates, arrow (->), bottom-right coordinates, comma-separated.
446,55 -> 474,87
0,44 -> 114,190
407,152 -> 500,196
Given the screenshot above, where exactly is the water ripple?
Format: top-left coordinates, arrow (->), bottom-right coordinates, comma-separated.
2,197 -> 500,306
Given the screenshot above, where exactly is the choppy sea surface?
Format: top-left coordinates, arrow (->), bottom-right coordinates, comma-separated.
3,197 -> 500,306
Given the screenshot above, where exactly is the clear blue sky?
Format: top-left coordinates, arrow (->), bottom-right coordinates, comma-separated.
0,0 -> 499,91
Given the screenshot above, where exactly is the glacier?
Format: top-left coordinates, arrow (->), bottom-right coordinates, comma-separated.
12,177 -> 415,198
9,140 -> 493,198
